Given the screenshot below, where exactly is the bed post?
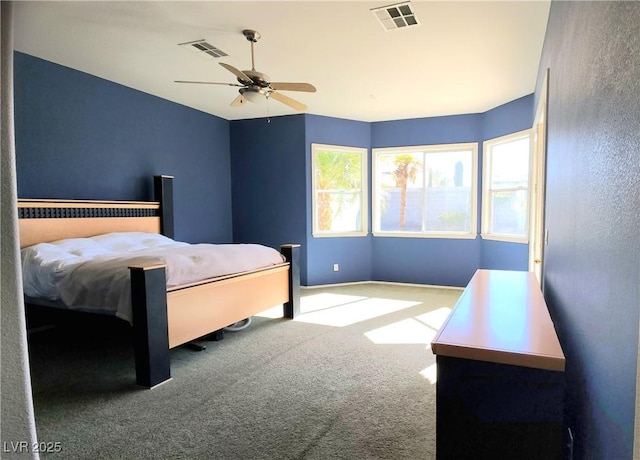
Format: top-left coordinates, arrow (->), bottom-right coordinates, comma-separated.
130,264 -> 172,388
154,175 -> 174,239
281,244 -> 301,318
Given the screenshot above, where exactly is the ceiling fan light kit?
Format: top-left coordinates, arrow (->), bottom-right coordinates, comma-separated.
176,29 -> 316,112
240,87 -> 268,103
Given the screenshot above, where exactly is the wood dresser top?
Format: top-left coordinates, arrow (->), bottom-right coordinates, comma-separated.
431,269 -> 565,372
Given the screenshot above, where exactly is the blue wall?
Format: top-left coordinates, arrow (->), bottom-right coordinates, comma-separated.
483,94 -> 535,140
14,52 -> 232,244
536,2 -> 640,458
229,115 -> 308,281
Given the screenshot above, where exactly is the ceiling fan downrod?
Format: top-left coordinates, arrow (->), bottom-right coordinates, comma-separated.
243,29 -> 260,71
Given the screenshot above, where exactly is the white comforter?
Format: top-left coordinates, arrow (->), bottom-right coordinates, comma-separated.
21,232 -> 286,323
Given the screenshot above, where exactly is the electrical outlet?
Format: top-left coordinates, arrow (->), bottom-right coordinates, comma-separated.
333,263 -> 339,272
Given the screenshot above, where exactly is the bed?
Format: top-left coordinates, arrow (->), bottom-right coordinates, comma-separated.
18,175 -> 300,388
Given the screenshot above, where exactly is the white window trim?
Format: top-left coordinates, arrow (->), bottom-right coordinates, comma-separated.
481,129 -> 532,244
372,231 -> 477,240
372,142 -> 478,239
311,143 -> 368,238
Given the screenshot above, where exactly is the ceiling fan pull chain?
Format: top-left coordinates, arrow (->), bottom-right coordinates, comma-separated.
266,95 -> 271,123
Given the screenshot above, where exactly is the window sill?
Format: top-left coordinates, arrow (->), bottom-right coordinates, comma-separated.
372,231 -> 477,240
480,233 -> 529,244
312,231 -> 369,238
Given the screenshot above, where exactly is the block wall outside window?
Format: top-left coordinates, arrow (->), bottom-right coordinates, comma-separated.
372,143 -> 478,239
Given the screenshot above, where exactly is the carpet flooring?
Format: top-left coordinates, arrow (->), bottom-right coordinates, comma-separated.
27,282 -> 462,459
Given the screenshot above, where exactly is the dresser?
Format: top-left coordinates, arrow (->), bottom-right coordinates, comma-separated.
431,269 -> 566,459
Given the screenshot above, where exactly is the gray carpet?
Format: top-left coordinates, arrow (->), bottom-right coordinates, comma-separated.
27,283 -> 462,459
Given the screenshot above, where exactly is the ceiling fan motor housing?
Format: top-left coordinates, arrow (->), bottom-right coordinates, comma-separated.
242,69 -> 270,87
240,87 -> 269,97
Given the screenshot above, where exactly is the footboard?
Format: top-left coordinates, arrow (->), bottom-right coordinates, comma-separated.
167,264 -> 290,348
130,244 -> 300,388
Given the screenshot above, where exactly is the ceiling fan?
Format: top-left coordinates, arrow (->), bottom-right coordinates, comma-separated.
175,29 -> 316,111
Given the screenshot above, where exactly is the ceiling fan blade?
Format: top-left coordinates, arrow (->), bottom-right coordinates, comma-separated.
270,82 -> 316,93
175,80 -> 244,87
269,91 -> 307,111
219,63 -> 252,84
230,94 -> 248,107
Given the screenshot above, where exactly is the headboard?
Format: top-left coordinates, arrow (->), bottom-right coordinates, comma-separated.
17,175 -> 174,248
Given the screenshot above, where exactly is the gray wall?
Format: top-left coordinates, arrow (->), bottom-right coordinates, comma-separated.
538,2 -> 640,457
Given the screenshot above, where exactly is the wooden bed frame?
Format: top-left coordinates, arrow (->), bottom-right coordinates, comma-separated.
18,175 -> 300,388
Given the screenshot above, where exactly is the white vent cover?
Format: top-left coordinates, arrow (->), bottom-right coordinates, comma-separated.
178,40 -> 228,59
371,2 -> 420,31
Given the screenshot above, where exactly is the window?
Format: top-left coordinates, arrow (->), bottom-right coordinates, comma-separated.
373,143 -> 478,238
312,143 -> 368,237
481,130 -> 531,243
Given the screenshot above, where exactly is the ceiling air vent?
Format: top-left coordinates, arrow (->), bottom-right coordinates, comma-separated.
178,39 -> 228,59
371,2 -> 420,31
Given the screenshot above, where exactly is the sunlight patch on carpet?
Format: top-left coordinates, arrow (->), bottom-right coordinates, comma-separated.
291,295 -> 421,327
414,307 -> 452,330
420,363 -> 438,384
364,318 -> 437,344
255,293 -> 370,319
300,293 -> 369,314
254,298 -> 452,334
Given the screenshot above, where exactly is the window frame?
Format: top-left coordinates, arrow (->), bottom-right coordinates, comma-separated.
481,129 -> 532,244
311,143 -> 368,238
372,142 -> 479,239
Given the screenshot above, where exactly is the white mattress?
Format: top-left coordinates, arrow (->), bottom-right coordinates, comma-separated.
21,232 -> 286,323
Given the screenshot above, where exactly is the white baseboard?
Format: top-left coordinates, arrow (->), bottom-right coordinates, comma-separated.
302,280 -> 464,291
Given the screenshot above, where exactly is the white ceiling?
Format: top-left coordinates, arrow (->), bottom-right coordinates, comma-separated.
13,1 -> 550,122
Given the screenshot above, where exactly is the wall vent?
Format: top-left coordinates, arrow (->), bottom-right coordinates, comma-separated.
178,39 -> 228,59
371,2 -> 420,31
